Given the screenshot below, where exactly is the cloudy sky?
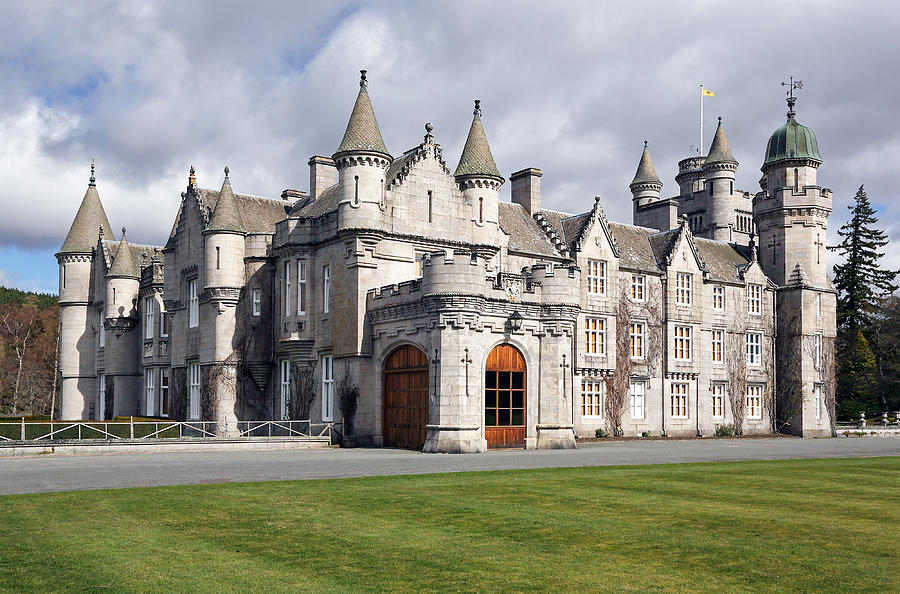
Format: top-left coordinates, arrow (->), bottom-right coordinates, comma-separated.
1,0 -> 897,293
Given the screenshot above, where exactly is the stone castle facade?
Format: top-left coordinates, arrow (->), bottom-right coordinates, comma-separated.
56,71 -> 837,452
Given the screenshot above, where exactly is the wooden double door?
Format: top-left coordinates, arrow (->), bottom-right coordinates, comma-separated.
484,345 -> 527,448
382,345 -> 429,450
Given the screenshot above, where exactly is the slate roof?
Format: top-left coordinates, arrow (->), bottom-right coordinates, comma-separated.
630,144 -> 662,186
705,120 -> 738,165
104,238 -> 162,278
454,102 -> 501,179
647,228 -> 680,267
206,175 -> 245,233
59,183 -> 114,254
335,75 -> 390,157
199,189 -> 289,232
498,203 -> 562,258
608,222 -> 662,272
694,238 -> 752,283
290,185 -> 340,218
561,213 -> 591,252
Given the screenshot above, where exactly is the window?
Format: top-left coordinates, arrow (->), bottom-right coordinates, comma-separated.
160,301 -> 169,338
145,368 -> 155,416
711,384 -> 725,417
189,363 -> 201,420
587,260 -> 606,295
794,168 -> 799,192
321,355 -> 334,421
746,385 -> 762,419
711,329 -> 725,364
188,280 -> 199,328
99,313 -> 105,348
144,297 -> 154,340
814,334 -> 822,369
160,368 -> 170,417
674,326 -> 692,361
428,190 -> 433,223
748,284 -> 762,315
746,333 -> 762,366
585,317 -> 606,356
676,273 -> 692,305
216,246 -> 220,270
816,293 -> 822,318
252,288 -> 261,316
581,380 -> 605,417
284,261 -> 291,317
631,275 -> 645,301
670,383 -> 688,418
630,381 -> 645,419
322,265 -> 331,314
297,260 -> 307,315
814,384 -> 822,420
280,359 -> 291,420
98,374 -> 106,421
478,197 -> 483,223
712,285 -> 724,310
629,323 -> 644,359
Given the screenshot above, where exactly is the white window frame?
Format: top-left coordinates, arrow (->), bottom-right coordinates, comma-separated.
284,260 -> 291,317
160,368 -> 170,417
814,384 -> 822,420
188,280 -> 199,328
581,380 -> 605,418
814,333 -> 822,369
674,325 -> 692,361
711,383 -> 725,418
145,368 -> 155,416
252,288 -> 261,317
748,284 -> 762,315
323,265 -> 331,314
144,297 -> 154,340
631,275 -> 645,302
746,333 -> 762,366
746,385 -> 762,419
321,355 -> 334,421
630,381 -> 645,419
297,260 -> 307,315
189,363 -> 201,420
585,317 -> 606,356
711,329 -> 725,364
670,382 -> 688,419
712,285 -> 724,310
98,373 -> 106,420
630,323 -> 644,359
676,273 -> 692,306
160,300 -> 169,338
280,359 -> 291,420
587,260 -> 606,296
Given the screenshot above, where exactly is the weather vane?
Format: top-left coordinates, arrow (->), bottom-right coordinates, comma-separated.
781,76 -> 803,116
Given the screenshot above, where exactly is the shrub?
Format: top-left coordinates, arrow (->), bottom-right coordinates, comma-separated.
715,424 -> 736,437
641,431 -> 651,438
595,428 -> 608,438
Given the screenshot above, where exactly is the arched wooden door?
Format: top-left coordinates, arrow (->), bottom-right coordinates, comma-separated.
484,344 -> 526,448
382,345 -> 429,449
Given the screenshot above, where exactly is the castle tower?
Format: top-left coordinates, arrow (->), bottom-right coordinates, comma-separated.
202,168 -> 246,435
333,70 -> 393,231
454,100 -> 504,246
755,85 -> 834,437
630,142 -> 677,231
104,228 -> 142,416
56,163 -> 113,420
699,118 -> 739,241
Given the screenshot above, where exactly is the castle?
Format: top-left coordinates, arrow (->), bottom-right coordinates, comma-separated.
56,71 -> 836,452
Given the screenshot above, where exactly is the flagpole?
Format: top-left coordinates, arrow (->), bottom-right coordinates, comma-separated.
699,83 -> 703,155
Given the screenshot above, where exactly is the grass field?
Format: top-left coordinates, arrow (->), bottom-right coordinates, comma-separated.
1,457 -> 897,592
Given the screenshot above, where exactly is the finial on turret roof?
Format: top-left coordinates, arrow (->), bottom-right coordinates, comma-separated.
424,122 -> 434,144
121,226 -> 127,238
189,165 -> 196,185
644,140 -> 648,149
224,166 -> 229,178
99,224 -> 104,238
781,75 -> 803,119
473,99 -> 482,117
89,160 -> 96,186
717,116 -> 722,125
360,69 -> 367,88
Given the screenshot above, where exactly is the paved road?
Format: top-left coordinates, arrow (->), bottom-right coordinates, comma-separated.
1,437 -> 897,495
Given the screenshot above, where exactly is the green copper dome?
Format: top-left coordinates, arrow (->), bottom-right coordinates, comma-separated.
764,114 -> 821,166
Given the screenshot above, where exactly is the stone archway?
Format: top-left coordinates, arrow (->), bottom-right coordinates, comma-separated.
382,345 -> 429,449
484,344 -> 526,448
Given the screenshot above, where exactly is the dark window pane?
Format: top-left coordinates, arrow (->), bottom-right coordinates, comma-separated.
498,409 -> 511,426
485,409 -> 497,426
485,390 -> 496,408
499,390 -> 511,409
485,372 -> 496,389
511,410 -> 524,425
499,372 -> 511,389
512,372 -> 524,389
512,390 -> 524,408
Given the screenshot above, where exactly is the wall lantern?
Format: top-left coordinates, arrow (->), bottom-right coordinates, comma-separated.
508,310 -> 524,332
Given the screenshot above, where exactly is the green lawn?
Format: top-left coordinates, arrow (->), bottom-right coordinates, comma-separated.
1,458 -> 897,592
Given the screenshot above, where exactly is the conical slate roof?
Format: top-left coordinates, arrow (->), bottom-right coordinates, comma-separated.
454,100 -> 502,179
705,118 -> 738,165
59,165 -> 114,254
630,142 -> 662,186
334,70 -> 390,157
107,230 -> 139,278
206,168 -> 245,233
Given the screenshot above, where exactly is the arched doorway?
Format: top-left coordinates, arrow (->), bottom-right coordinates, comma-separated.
485,344 -> 526,448
382,345 -> 429,449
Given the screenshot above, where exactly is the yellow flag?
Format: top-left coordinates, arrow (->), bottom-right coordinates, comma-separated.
702,88 -> 715,97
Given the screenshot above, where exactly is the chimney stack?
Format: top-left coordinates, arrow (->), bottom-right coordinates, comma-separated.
510,168 -> 542,215
308,155 -> 337,201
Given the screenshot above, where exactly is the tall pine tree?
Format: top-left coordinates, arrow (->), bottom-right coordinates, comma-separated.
829,185 -> 898,417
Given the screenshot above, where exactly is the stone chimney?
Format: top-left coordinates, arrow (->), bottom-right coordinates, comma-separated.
308,155 -> 338,201
510,168 -> 542,215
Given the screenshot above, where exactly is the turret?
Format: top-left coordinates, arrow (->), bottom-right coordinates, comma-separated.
333,70 -> 392,230
103,228 -> 142,417
56,163 -> 113,420
203,167 -> 246,289
105,228 -> 140,321
454,100 -> 504,245
701,117 -> 739,240
631,142 -> 677,231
